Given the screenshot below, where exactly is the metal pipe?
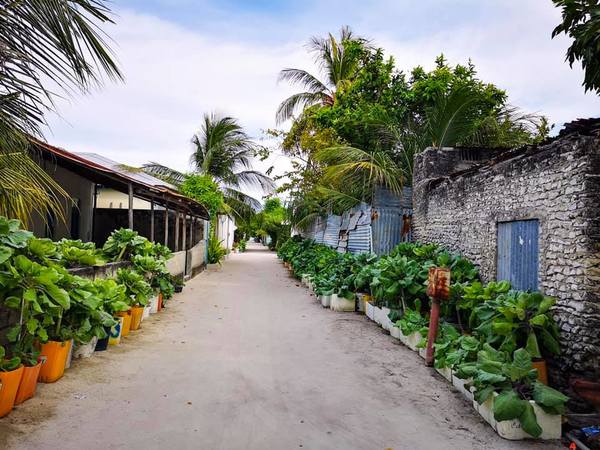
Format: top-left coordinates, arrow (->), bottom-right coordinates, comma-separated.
150,198 -> 155,242
128,183 -> 134,229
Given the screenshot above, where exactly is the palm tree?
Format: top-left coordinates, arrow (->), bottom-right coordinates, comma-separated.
143,113 -> 274,219
276,26 -> 367,123
0,0 -> 122,224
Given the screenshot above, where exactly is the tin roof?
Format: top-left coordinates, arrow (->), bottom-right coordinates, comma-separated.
30,139 -> 209,220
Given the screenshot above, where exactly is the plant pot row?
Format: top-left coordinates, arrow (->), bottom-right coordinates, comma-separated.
362,300 -> 561,441
0,293 -> 167,419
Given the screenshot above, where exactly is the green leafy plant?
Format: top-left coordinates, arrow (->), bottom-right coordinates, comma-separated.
0,345 -> 21,372
57,239 -> 105,268
396,304 -> 428,336
94,279 -> 130,315
207,234 -> 227,264
102,228 -> 149,262
456,346 -> 567,438
116,268 -> 153,307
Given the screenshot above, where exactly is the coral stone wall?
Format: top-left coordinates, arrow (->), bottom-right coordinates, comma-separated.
412,122 -> 600,398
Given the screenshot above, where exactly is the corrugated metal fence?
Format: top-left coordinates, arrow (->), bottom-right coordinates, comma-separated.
301,187 -> 413,256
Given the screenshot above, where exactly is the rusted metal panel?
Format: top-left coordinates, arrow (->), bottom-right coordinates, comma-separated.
323,214 -> 342,247
371,186 -> 413,255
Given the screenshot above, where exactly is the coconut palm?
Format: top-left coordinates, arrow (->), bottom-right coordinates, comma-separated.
143,113 -> 274,219
276,26 -> 367,123
0,0 -> 122,225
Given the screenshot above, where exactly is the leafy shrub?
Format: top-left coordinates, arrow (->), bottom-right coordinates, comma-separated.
208,235 -> 226,264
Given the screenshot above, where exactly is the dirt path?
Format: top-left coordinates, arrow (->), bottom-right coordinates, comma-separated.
1,243 -> 559,450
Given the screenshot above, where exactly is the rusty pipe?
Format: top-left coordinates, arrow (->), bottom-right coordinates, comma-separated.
425,297 -> 441,367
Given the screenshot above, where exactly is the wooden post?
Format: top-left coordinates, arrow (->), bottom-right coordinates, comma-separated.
128,183 -> 134,229
150,198 -> 155,242
190,217 -> 195,247
182,213 -> 187,251
164,205 -> 169,246
174,209 -> 180,252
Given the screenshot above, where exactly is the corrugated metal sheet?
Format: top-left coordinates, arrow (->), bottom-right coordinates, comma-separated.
371,187 -> 413,255
323,215 -> 341,247
314,216 -> 326,244
497,220 -> 539,290
348,223 -> 372,253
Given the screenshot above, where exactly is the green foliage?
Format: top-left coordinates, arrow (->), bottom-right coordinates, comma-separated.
58,239 -> 106,268
396,306 -> 428,337
455,347 -> 568,438
208,234 -> 227,264
0,345 -> 21,372
102,228 -> 149,262
116,268 -> 153,307
180,174 -> 224,218
552,0 -> 600,94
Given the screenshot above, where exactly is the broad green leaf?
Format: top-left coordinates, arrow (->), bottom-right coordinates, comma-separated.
494,391 -> 527,421
530,314 -> 547,327
474,385 -> 495,404
23,288 -> 36,303
14,255 -> 33,273
3,296 -> 21,309
0,245 -> 13,264
538,296 -> 555,314
26,318 -> 39,334
46,284 -> 70,310
525,333 -> 542,359
532,382 -> 568,415
519,402 -> 542,438
6,324 -> 20,343
37,328 -> 48,342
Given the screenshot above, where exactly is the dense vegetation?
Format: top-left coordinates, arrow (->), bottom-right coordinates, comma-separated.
0,217 -> 177,371
275,28 -> 549,230
278,236 -> 567,437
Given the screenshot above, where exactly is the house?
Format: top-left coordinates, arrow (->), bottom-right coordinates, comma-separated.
411,118 -> 600,398
29,139 -> 211,278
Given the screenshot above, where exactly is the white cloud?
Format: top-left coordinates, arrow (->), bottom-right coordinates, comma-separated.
44,2 -> 599,189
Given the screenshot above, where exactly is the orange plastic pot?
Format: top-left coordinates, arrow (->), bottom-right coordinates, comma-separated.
38,340 -> 72,383
14,362 -> 42,405
116,310 -> 132,337
532,359 -> 548,385
0,365 -> 24,417
130,306 -> 144,331
157,293 -> 163,311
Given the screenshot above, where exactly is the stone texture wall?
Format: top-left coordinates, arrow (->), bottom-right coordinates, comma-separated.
412,120 -> 600,399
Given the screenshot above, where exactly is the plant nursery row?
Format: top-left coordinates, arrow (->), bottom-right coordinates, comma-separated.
0,217 -> 182,418
277,236 -> 568,441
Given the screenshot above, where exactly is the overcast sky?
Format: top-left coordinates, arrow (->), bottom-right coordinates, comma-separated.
45,0 -> 599,182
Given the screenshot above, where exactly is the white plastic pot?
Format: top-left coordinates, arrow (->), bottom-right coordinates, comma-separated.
435,366 -> 453,383
73,337 -> 98,359
390,326 -> 402,340
320,294 -> 331,308
355,293 -> 365,313
452,373 -> 474,402
405,331 -> 423,351
142,305 -> 151,320
64,339 -> 75,369
380,307 -> 393,331
366,302 -> 375,321
418,348 -> 427,359
492,393 -> 562,440
331,294 -> 355,312
373,306 -> 383,325
474,394 -> 497,429
149,295 -> 159,314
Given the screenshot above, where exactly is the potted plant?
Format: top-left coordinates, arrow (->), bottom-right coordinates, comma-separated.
93,279 -> 128,351
456,346 -> 567,439
116,268 -> 152,330
0,346 -> 23,418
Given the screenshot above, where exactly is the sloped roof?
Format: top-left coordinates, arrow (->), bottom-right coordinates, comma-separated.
77,152 -> 176,189
30,139 -> 209,220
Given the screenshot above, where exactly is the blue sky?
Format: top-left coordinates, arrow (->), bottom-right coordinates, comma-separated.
45,0 -> 599,178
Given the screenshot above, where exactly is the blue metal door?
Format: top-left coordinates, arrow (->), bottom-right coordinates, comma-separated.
497,220 -> 539,291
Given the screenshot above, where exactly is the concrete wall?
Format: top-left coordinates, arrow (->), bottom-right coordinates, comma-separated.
30,161 -> 95,241
215,215 -> 236,251
412,121 -> 600,394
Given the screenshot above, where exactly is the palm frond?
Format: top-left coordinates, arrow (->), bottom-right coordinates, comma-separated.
228,170 -> 275,193
275,91 -> 329,124
141,163 -> 186,186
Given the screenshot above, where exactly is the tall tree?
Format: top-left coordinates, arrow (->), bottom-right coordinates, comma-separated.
143,113 -> 274,219
0,0 -> 122,224
276,26 -> 367,123
552,0 -> 600,94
